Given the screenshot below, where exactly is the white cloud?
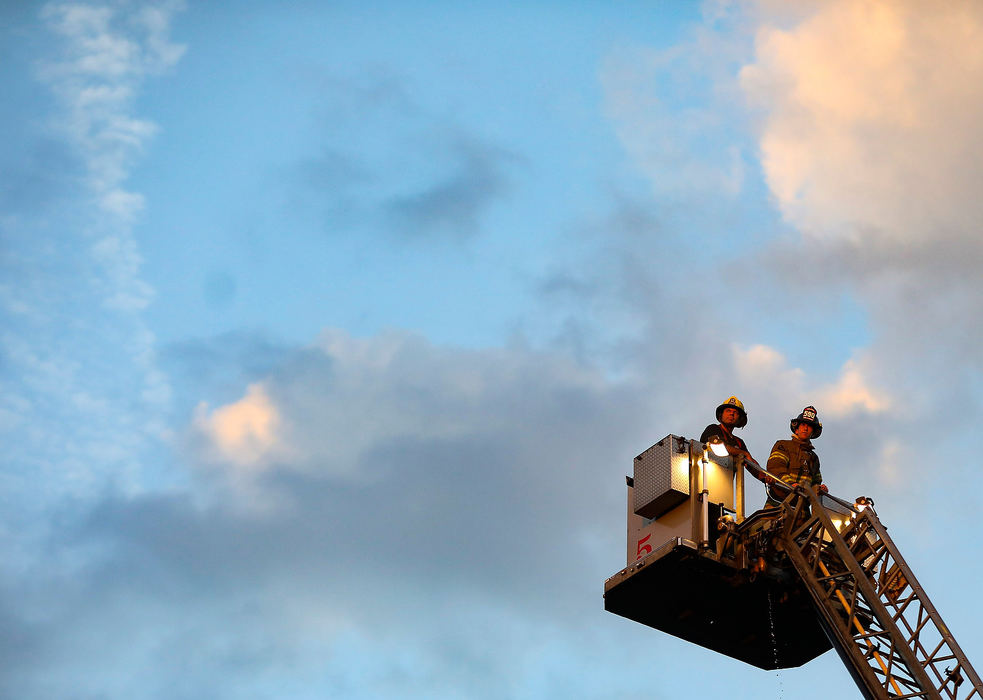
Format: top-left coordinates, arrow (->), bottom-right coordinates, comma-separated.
35,0 -> 184,315
732,342 -> 891,425
98,188 -> 145,223
35,0 -> 184,317
873,437 -> 903,485
40,2 -> 183,200
186,329 -> 617,491
0,2 -> 187,523
600,37 -> 749,203
733,343 -> 805,389
29,322 -> 961,699
741,1 -> 983,246
814,358 -> 891,416
1,328 -> 669,696
724,2 -> 983,480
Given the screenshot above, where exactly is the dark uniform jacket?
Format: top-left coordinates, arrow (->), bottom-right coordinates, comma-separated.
765,438 -> 821,503
700,424 -> 747,454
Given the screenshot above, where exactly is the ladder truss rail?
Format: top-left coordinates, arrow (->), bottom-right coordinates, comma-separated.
779,487 -> 982,699
859,510 -> 982,699
781,511 -> 926,699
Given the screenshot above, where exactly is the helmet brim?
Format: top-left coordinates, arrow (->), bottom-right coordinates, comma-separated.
717,404 -> 748,429
790,418 -> 822,439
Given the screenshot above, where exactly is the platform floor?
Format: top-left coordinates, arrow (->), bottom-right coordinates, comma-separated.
603,539 -> 832,669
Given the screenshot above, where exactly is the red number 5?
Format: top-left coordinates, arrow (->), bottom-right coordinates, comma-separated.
636,534 -> 652,559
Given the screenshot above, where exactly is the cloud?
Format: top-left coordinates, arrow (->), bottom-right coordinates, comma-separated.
734,345 -> 889,418
286,67 -> 517,242
599,0 -> 983,402
192,383 -> 286,470
734,343 -> 804,390
16,318 -> 965,698
1,319 -> 970,697
601,43 -> 746,202
599,7 -> 761,212
385,137 -> 513,238
4,4 -> 981,697
734,0 -> 983,438
36,1 -> 185,310
556,1 -> 973,521
185,330 -> 635,490
0,2 -> 186,530
0,329 -> 669,698
160,331 -> 292,398
35,2 -> 184,310
40,2 -> 184,200
742,1 -> 983,247
814,358 -> 891,415
0,137 -> 84,217
33,2 -> 183,309
307,66 -> 416,126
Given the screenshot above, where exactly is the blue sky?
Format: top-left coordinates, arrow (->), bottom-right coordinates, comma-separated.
2,1 -> 982,698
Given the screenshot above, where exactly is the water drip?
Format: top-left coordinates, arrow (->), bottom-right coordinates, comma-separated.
767,588 -> 783,698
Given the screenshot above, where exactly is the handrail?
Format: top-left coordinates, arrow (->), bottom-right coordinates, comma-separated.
739,456 -> 861,514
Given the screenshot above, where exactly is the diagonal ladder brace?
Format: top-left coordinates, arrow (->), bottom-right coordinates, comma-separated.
774,486 -> 982,700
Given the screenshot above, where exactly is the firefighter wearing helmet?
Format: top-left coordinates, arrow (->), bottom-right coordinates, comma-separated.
764,405 -> 826,507
700,396 -> 754,463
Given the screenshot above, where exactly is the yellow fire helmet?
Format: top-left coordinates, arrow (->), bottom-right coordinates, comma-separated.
715,396 -> 747,428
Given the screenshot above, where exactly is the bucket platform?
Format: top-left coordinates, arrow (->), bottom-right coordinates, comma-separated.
605,434 -> 983,699
603,536 -> 831,669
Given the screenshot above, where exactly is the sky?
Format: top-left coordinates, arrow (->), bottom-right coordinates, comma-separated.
2,1 -> 982,697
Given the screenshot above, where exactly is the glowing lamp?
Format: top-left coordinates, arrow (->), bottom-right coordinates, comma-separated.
707,436 -> 729,458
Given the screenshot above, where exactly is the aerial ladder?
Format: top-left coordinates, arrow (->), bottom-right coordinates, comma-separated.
603,435 -> 982,699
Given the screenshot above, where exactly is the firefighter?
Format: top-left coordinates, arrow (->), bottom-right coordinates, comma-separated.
700,396 -> 754,462
764,405 -> 827,507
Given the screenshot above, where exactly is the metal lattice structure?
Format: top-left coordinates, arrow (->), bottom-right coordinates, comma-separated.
777,488 -> 983,700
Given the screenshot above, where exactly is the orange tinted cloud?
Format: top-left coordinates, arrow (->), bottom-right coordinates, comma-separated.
741,1 -> 983,242
193,383 -> 282,469
732,344 -> 891,418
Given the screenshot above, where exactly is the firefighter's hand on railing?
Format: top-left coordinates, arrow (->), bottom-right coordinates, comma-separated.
751,466 -> 780,487
818,483 -> 828,494
750,466 -> 774,485
740,451 -> 760,468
